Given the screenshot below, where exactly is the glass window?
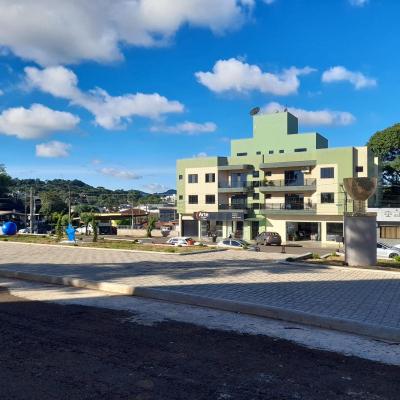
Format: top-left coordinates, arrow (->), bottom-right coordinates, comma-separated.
256,151 -> 261,155
188,195 -> 198,204
294,148 -> 307,152
230,240 -> 241,247
266,171 -> 272,176
356,166 -> 364,173
268,150 -> 274,154
237,152 -> 247,156
320,167 -> 334,179
265,194 -> 271,199
279,149 -> 284,153
321,193 -> 334,203
222,240 -> 230,245
205,195 -> 215,204
188,174 -> 198,183
252,170 -> 259,178
205,173 -> 215,183
178,175 -> 183,180
327,223 -> 343,236
253,192 -> 259,200
179,195 -> 183,200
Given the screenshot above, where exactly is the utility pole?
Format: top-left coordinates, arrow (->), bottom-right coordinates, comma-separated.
24,192 -> 27,228
29,187 -> 34,233
68,185 -> 71,224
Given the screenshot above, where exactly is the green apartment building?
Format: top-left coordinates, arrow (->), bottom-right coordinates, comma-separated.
176,111 -> 378,243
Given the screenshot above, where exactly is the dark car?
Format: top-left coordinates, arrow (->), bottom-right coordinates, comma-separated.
256,231 -> 282,246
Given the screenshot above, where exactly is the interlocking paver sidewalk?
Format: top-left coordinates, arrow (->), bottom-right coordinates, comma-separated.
1,242 -> 400,339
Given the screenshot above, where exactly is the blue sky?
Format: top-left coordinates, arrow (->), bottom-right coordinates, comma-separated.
0,0 -> 398,192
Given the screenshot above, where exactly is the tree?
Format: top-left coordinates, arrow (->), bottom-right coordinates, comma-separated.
0,165 -> 12,197
56,214 -> 64,241
40,191 -> 67,217
80,212 -> 94,235
367,123 -> 400,205
146,215 -> 157,238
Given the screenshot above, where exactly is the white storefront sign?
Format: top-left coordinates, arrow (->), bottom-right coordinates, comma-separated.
368,208 -> 400,222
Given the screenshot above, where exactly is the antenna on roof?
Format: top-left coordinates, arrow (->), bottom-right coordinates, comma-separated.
284,105 -> 288,112
249,106 -> 260,116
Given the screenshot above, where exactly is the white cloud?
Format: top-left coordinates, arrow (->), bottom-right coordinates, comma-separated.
195,58 -> 315,95
143,183 -> 168,193
36,141 -> 71,158
98,167 -> 142,180
263,0 -> 276,4
322,66 -> 376,89
0,103 -> 79,139
194,152 -> 208,158
25,65 -> 184,129
349,0 -> 368,6
262,102 -> 356,126
150,121 -> 216,134
0,89 -> 3,96
0,0 -> 253,66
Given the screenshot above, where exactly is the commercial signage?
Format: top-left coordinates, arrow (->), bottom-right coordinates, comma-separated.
368,208 -> 400,222
193,211 -> 244,221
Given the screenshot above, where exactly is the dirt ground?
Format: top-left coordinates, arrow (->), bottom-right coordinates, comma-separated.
0,288 -> 399,400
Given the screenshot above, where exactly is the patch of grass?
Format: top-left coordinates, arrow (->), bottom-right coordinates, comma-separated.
311,253 -> 320,259
1,234 -> 56,244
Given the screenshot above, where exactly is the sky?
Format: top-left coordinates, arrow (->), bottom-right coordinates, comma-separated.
0,0 -> 398,192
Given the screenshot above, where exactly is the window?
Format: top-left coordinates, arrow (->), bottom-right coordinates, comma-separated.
256,151 -> 261,155
237,152 -> 247,156
179,195 -> 183,200
279,149 -> 284,153
188,174 -> 198,183
321,192 -> 334,203
294,148 -> 307,152
268,150 -> 274,154
205,195 -> 215,204
252,170 -> 259,178
266,171 -> 272,177
320,167 -> 334,179
265,194 -> 271,199
253,192 -> 259,200
327,223 -> 343,237
356,166 -> 364,173
178,174 -> 183,180
205,173 -> 215,183
188,195 -> 198,204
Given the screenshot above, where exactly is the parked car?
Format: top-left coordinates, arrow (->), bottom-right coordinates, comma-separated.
217,239 -> 259,251
377,242 -> 400,259
166,237 -> 196,246
76,225 -> 93,234
255,231 -> 282,246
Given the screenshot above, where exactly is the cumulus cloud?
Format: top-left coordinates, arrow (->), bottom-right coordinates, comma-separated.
0,0 -> 254,66
349,0 -> 368,6
150,121 -> 216,134
322,66 -> 376,89
262,102 -> 356,126
36,141 -> 71,158
98,167 -> 142,180
142,183 -> 168,193
0,103 -> 79,139
25,65 -> 184,129
195,58 -> 315,95
194,152 -> 208,158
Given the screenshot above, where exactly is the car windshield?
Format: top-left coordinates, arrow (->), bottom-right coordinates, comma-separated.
238,240 -> 250,246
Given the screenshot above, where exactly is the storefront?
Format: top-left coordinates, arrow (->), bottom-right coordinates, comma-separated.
368,208 -> 400,239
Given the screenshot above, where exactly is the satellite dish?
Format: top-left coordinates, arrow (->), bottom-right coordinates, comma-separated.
250,107 -> 260,116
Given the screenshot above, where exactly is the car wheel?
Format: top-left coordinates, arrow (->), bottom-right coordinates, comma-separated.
389,253 -> 397,259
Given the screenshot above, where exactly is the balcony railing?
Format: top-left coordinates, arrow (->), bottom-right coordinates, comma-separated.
253,202 -> 316,212
218,203 -> 248,210
218,182 -> 253,189
258,178 -> 316,191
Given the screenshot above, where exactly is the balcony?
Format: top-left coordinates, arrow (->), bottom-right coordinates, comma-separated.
218,203 -> 248,211
259,160 -> 316,170
259,178 -> 316,193
255,202 -> 317,214
218,182 -> 254,193
218,164 -> 253,171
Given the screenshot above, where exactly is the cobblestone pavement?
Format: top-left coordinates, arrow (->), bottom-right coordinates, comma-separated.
1,242 -> 400,332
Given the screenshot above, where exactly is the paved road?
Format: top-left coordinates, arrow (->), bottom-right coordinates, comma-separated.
0,286 -> 399,400
1,242 -> 400,340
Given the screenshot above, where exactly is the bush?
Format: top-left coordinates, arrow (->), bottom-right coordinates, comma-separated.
165,247 -> 176,253
394,255 -> 400,263
312,253 -> 320,259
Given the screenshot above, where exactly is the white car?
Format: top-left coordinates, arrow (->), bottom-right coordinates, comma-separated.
18,227 -> 31,234
377,242 -> 400,259
76,225 -> 93,234
217,238 -> 259,251
166,237 -> 195,246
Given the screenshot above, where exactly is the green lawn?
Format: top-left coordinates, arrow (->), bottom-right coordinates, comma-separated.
0,234 -> 211,254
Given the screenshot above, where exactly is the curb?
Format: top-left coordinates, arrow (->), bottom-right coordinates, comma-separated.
0,268 -> 398,343
285,252 -> 312,262
0,240 -> 225,256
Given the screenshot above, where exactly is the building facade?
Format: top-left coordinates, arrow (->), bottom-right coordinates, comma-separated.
176,112 -> 378,243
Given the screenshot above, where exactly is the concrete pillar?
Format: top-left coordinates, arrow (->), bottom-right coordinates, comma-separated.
344,215 -> 377,266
